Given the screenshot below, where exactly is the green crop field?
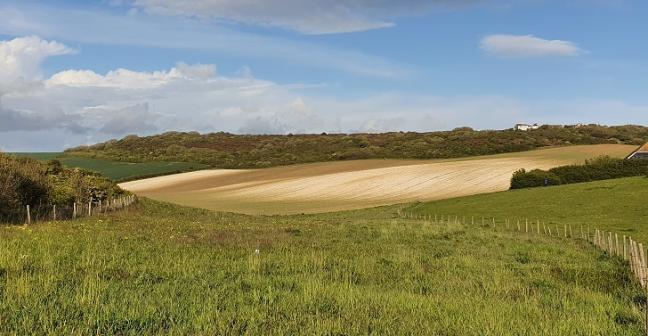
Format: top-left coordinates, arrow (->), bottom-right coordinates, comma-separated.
407,176 -> 648,242
10,153 -> 208,181
1,177 -> 647,334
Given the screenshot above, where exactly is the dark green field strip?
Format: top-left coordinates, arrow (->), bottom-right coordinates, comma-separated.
9,153 -> 208,181
58,157 -> 209,181
11,152 -> 64,160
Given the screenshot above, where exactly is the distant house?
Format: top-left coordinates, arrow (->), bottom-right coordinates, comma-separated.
564,123 -> 584,129
627,143 -> 648,160
514,123 -> 540,131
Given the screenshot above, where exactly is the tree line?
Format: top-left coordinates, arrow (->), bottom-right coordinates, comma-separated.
65,124 -> 648,169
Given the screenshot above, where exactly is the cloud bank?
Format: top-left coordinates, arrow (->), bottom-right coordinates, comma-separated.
129,0 -> 485,34
0,4 -> 410,78
0,36 -> 646,152
480,34 -> 583,58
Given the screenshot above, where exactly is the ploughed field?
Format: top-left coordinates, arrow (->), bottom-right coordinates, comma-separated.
120,144 -> 635,214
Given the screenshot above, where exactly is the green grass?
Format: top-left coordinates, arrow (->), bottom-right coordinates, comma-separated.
10,153 -> 208,181
11,152 -> 64,161
408,176 -> 648,242
0,199 -> 645,335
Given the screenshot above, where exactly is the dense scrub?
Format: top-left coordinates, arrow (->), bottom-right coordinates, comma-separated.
65,124 -> 648,168
0,153 -> 125,223
511,156 -> 648,189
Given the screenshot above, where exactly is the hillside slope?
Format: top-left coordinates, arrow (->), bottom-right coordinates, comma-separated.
0,199 -> 643,335
66,125 -> 648,168
408,176 -> 648,242
120,144 -> 635,214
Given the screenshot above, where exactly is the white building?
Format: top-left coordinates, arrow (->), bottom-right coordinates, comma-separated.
514,123 -> 540,131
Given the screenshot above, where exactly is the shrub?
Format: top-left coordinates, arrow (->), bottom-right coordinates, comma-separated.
511,156 -> 648,189
510,169 -> 562,189
0,153 -> 125,223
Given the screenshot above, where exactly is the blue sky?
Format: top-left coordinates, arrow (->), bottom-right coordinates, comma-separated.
0,0 -> 647,151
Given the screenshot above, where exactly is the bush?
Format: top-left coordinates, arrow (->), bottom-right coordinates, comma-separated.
510,156 -> 648,189
511,169 -> 562,189
0,153 -> 125,223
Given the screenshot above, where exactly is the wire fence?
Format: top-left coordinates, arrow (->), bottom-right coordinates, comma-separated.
19,195 -> 138,225
397,210 -> 648,336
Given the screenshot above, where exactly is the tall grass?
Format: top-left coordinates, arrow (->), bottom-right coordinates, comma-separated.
0,200 -> 644,334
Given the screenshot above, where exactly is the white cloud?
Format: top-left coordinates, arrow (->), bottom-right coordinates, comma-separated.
480,34 -> 583,58
0,4 -> 411,78
1,35 -> 647,152
0,36 -> 74,93
129,0 -> 481,34
47,63 -> 217,89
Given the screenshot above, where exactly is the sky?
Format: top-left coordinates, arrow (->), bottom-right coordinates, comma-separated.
0,0 -> 647,151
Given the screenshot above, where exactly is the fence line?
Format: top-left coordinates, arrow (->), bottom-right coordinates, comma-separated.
396,209 -> 648,335
22,195 -> 137,225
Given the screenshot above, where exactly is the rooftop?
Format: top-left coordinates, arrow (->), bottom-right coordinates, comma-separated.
637,143 -> 648,153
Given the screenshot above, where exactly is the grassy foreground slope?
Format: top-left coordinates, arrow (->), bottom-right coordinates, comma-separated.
408,176 -> 648,242
120,144 -> 636,215
11,153 -> 208,181
0,199 -> 645,335
65,125 -> 648,168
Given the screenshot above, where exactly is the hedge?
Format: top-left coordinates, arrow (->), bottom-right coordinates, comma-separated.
510,156 -> 648,189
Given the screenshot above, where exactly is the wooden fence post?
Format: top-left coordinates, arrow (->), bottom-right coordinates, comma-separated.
88,201 -> 92,216
537,220 -> 540,234
624,235 -> 627,260
564,225 -> 567,238
53,205 -> 56,221
26,205 -> 31,224
73,202 -> 77,218
640,243 -> 646,273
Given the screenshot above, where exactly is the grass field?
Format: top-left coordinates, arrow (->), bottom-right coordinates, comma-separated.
0,197 -> 645,335
408,175 -> 648,242
120,144 -> 637,215
10,153 -> 208,181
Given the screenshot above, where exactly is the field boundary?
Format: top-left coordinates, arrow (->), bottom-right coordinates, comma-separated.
19,195 -> 138,225
398,209 -> 648,335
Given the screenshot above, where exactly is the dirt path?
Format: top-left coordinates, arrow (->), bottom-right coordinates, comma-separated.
120,144 -> 636,214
